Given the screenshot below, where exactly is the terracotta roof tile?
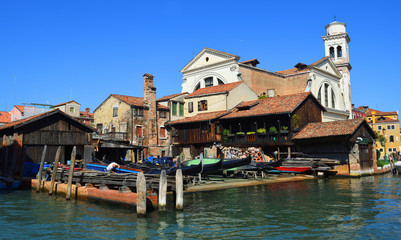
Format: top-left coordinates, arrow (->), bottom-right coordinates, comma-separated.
0,111 -> 11,123
112,94 -> 145,107
80,111 -> 94,118
14,105 -> 24,113
0,109 -> 94,132
186,82 -> 243,98
166,111 -> 229,125
275,57 -> 329,76
157,104 -> 169,110
157,92 -> 188,102
293,118 -> 365,139
221,92 -> 313,119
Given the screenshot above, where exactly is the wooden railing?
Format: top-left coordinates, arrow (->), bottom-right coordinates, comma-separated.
223,132 -> 292,145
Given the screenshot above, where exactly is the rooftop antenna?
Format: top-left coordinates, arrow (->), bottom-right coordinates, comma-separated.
334,15 -> 337,21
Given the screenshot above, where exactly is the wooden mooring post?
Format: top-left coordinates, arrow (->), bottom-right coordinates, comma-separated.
159,170 -> 167,211
176,169 -> 183,211
36,145 -> 47,192
136,171 -> 147,215
49,146 -> 61,195
66,146 -> 76,200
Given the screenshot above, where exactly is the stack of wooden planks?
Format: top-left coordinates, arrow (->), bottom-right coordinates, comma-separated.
282,158 -> 341,171
54,170 -> 178,192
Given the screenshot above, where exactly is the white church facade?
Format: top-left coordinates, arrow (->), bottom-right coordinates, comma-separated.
180,21 -> 352,122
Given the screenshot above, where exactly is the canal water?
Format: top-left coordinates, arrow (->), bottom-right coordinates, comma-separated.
1,174 -> 401,239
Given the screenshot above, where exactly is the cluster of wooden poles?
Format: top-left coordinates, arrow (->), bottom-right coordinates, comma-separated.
35,145 -> 184,215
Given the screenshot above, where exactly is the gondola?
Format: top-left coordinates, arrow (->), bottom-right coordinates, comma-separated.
0,177 -> 20,189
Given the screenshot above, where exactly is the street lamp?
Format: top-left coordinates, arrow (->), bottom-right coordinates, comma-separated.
382,128 -> 387,163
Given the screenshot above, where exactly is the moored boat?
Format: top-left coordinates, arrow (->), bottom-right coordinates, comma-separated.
0,177 -> 20,189
395,161 -> 401,174
274,166 -> 312,173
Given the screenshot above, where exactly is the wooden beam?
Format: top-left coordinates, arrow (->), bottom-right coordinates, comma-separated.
66,146 -> 76,200
36,145 -> 47,192
158,170 -> 167,211
176,169 -> 183,211
49,146 -> 61,195
136,172 -> 147,215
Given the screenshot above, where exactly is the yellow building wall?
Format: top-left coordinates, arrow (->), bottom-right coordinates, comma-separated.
94,96 -> 131,132
370,122 -> 401,156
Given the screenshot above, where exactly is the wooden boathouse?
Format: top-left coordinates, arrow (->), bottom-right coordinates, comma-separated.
0,109 -> 94,178
292,118 -> 377,176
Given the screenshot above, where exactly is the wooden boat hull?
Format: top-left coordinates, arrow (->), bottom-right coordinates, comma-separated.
86,163 -> 141,173
274,166 -> 312,173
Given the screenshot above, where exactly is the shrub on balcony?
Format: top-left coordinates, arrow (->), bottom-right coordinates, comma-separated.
269,126 -> 277,133
280,126 -> 288,132
247,131 -> 255,135
223,129 -> 230,136
257,128 -> 266,134
236,132 -> 245,136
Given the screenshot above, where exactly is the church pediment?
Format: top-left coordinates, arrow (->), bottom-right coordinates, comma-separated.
181,47 -> 240,73
310,57 -> 342,78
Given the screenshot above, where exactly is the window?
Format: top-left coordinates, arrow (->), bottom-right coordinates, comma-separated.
391,125 -> 395,129
390,135 -> 394,142
337,46 -> 342,58
324,84 -> 329,107
331,89 -> 335,108
389,148 -> 393,152
267,89 -> 275,98
204,77 -> 213,87
70,107 -> 75,113
136,126 -> 143,139
329,47 -> 335,58
378,126 -> 382,130
379,148 -> 383,152
317,87 -> 322,103
194,82 -> 201,91
113,107 -> 118,117
198,100 -> 208,111
172,102 -> 177,116
159,111 -> 167,118
200,122 -> 209,133
368,117 -> 372,121
179,103 -> 184,116
96,124 -> 103,133
387,125 -> 391,130
218,79 -> 224,85
160,126 -> 167,139
393,148 -> 397,152
134,108 -> 143,117
393,116 -> 397,119
188,102 -> 193,113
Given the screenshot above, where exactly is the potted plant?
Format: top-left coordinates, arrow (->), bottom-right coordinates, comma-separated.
246,131 -> 256,135
236,132 -> 245,136
269,126 -> 277,133
292,114 -> 300,131
257,128 -> 266,135
280,126 -> 288,133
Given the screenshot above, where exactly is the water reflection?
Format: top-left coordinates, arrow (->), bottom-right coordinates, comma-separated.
2,174 -> 401,239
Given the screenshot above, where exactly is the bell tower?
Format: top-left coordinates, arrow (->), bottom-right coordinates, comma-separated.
322,19 -> 352,118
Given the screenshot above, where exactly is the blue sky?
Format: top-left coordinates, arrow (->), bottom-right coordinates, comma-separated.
1,0 -> 400,113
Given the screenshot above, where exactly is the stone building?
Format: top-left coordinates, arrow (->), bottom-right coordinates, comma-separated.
180,20 -> 352,122
93,74 -> 170,162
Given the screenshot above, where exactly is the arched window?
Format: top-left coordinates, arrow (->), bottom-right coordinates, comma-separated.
218,79 -> 224,85
337,46 -> 342,58
329,47 -> 335,58
324,83 -> 329,107
390,135 -> 394,143
331,88 -> 336,108
194,82 -> 200,91
204,77 -> 213,87
317,87 -> 322,103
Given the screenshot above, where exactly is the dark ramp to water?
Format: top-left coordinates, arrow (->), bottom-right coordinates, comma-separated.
1,174 -> 401,239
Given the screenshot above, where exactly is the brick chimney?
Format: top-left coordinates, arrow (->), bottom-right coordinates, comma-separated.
143,74 -> 158,155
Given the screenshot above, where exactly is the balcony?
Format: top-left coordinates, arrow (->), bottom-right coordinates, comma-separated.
222,132 -> 292,146
92,132 -> 129,142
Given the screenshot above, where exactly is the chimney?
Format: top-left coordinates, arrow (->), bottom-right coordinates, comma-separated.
85,108 -> 90,113
143,73 -> 157,155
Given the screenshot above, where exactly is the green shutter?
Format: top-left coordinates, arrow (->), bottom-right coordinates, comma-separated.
179,103 -> 184,116
172,102 -> 177,116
